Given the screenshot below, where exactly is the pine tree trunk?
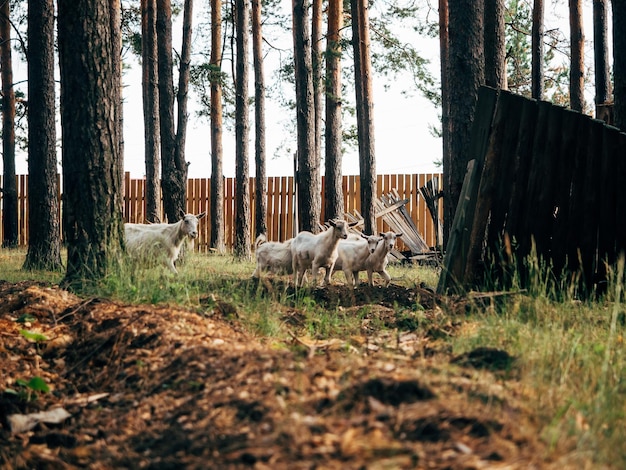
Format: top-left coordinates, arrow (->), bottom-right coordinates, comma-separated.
351,0 -> 376,234
210,0 -> 225,252
292,0 -> 321,233
569,0 -> 585,112
0,0 -> 17,248
234,0 -> 251,259
252,0 -> 267,238
439,0 -> 451,246
484,0 -> 506,89
110,0 -> 124,204
531,0 -> 544,100
58,0 -> 124,289
157,0 -> 186,222
593,0 -> 610,108
175,0 -> 193,185
142,0 -> 161,223
445,0 -> 484,244
23,0 -> 62,270
613,0 -> 626,129
311,0 -> 323,171
324,0 -> 344,221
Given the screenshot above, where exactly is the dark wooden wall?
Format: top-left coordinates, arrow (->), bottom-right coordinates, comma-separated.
439,87 -> 626,296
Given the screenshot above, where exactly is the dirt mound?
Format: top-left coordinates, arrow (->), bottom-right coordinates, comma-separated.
0,281 -> 549,469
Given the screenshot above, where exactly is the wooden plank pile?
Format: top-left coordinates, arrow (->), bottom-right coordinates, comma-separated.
345,189 -> 432,261
418,176 -> 443,250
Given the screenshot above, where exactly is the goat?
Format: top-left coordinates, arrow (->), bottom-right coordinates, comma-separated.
291,219 -> 357,287
124,212 -> 206,273
334,233 -> 382,288
365,231 -> 403,286
252,234 -> 294,278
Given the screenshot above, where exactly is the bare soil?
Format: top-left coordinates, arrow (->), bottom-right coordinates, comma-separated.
0,280 -> 553,469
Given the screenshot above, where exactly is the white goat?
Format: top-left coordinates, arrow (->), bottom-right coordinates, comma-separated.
365,231 -> 403,286
124,212 -> 206,273
334,233 -> 382,288
291,219 -> 356,287
252,234 -> 294,278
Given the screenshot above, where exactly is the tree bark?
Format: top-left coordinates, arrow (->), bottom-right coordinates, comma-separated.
210,0 -> 225,252
142,0 -> 161,222
157,0 -> 187,222
234,0 -> 251,259
351,0 -> 376,234
613,0 -> 626,129
110,0 -> 124,205
593,0 -> 611,109
445,0 -> 484,244
311,0 -> 323,170
439,0 -> 450,246
175,0 -> 193,189
58,0 -> 124,289
569,0 -> 585,112
252,0 -> 267,238
531,0 -> 544,100
324,0 -> 344,221
23,0 -> 62,270
0,0 -> 17,248
484,0 -> 506,89
292,0 -> 321,233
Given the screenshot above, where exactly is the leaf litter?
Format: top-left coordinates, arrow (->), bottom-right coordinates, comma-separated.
0,279 -> 563,469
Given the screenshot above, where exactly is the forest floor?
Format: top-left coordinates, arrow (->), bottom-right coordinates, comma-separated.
0,279 -> 568,469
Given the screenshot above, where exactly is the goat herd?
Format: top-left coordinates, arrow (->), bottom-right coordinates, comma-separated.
124,212 -> 402,289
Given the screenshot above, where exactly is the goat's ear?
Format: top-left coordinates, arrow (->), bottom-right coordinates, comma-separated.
349,221 -> 359,227
396,233 -> 403,238
360,232 -> 368,239
197,212 -> 207,220
179,209 -> 186,219
328,219 -> 337,227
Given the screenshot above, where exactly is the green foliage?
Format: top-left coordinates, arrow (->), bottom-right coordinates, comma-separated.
16,376 -> 50,393
19,329 -> 49,343
16,313 -> 36,324
369,6 -> 440,107
5,376 -> 50,401
189,62 -> 236,126
505,0 -> 571,103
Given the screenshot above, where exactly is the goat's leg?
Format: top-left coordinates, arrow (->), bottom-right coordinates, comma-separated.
292,254 -> 300,286
298,269 -> 307,286
343,269 -> 355,288
166,259 -> 179,274
380,269 -> 391,287
323,263 -> 335,286
310,263 -> 319,286
252,264 -> 260,278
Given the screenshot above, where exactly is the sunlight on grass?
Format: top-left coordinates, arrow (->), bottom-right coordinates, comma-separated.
452,255 -> 626,466
0,248 -> 65,284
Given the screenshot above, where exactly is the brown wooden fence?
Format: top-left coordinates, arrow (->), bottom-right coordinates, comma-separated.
1,172 -> 443,253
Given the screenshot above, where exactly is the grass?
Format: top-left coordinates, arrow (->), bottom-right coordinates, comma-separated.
2,246 -> 626,466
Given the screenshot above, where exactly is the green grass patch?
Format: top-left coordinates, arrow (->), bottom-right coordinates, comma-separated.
2,246 -> 626,466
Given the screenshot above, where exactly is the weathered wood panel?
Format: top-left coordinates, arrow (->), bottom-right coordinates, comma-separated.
439,86 -> 626,296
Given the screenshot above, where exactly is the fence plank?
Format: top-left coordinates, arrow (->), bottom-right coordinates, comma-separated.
5,172 -> 443,252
